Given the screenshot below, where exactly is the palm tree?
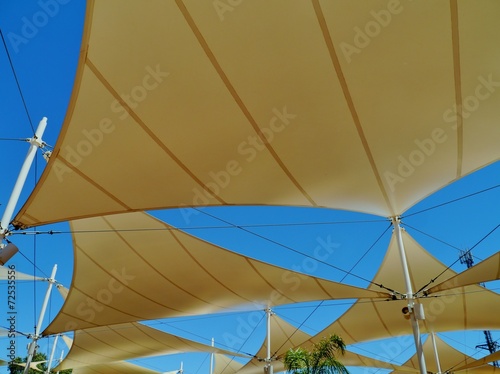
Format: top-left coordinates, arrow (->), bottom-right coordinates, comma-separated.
283,334 -> 349,374
8,352 -> 72,374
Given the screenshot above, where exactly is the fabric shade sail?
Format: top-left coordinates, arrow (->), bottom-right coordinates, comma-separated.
213,354 -> 246,374
426,251 -> 500,294
71,362 -> 161,374
0,265 -> 44,281
452,350 -> 500,372
235,314 -> 416,374
301,230 -> 500,345
235,312 -> 313,374
12,360 -> 47,372
234,354 -> 413,374
55,321 -> 246,370
243,312 -> 313,362
340,350 -> 418,373
43,211 -> 389,335
57,284 -> 70,299
12,0 -> 500,229
455,367 -> 500,374
391,334 -> 497,374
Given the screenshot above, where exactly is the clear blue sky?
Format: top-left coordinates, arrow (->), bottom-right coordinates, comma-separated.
0,2 -> 499,374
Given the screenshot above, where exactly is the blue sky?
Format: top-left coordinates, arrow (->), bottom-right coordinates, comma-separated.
0,1 -> 499,374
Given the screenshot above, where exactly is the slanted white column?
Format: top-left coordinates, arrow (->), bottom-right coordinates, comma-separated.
56,350 -> 64,374
1,117 -> 48,237
46,334 -> 59,373
392,217 -> 427,374
24,264 -> 57,374
431,332 -> 442,374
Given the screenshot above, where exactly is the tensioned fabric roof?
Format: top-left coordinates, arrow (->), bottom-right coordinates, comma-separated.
453,350 -> 500,373
57,306 -> 419,373
391,335 -> 495,374
208,314 -> 418,374
12,360 -> 47,372
9,1 -> 500,372
71,362 -> 161,374
214,354 -> 246,374
301,231 -> 500,345
456,366 -> 500,374
236,349 -> 418,374
235,314 -> 416,374
244,312 -> 313,362
58,329 -> 171,373
426,251 -> 500,294
55,322 -> 246,370
12,0 -> 500,229
43,211 -> 389,335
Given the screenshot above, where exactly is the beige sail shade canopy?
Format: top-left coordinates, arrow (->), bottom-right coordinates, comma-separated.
57,304 -> 418,373
12,0 -> 500,229
43,211 -> 389,335
300,230 -> 500,345
213,354 -> 246,374
392,335 -> 486,374
235,313 -> 416,374
426,251 -> 500,294
453,349 -> 500,373
0,266 -> 43,281
55,321 -> 246,371
234,312 -> 313,374
233,350 -> 416,374
12,360 -> 47,372
71,361 -> 161,374
243,312 -> 313,362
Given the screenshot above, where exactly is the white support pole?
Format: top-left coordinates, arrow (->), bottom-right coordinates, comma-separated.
56,350 -> 64,374
36,264 -> 57,337
0,117 -> 47,236
265,308 -> 273,374
392,217 -> 427,374
24,264 -> 57,374
46,334 -> 59,373
430,332 -> 442,374
180,361 -> 184,374
210,338 -> 214,374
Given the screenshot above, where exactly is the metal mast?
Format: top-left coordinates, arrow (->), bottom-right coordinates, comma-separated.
459,250 -> 499,367
392,217 -> 427,374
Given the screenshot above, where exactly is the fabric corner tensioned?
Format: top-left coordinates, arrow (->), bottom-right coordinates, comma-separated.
13,1 -> 500,228
43,211 -> 390,335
